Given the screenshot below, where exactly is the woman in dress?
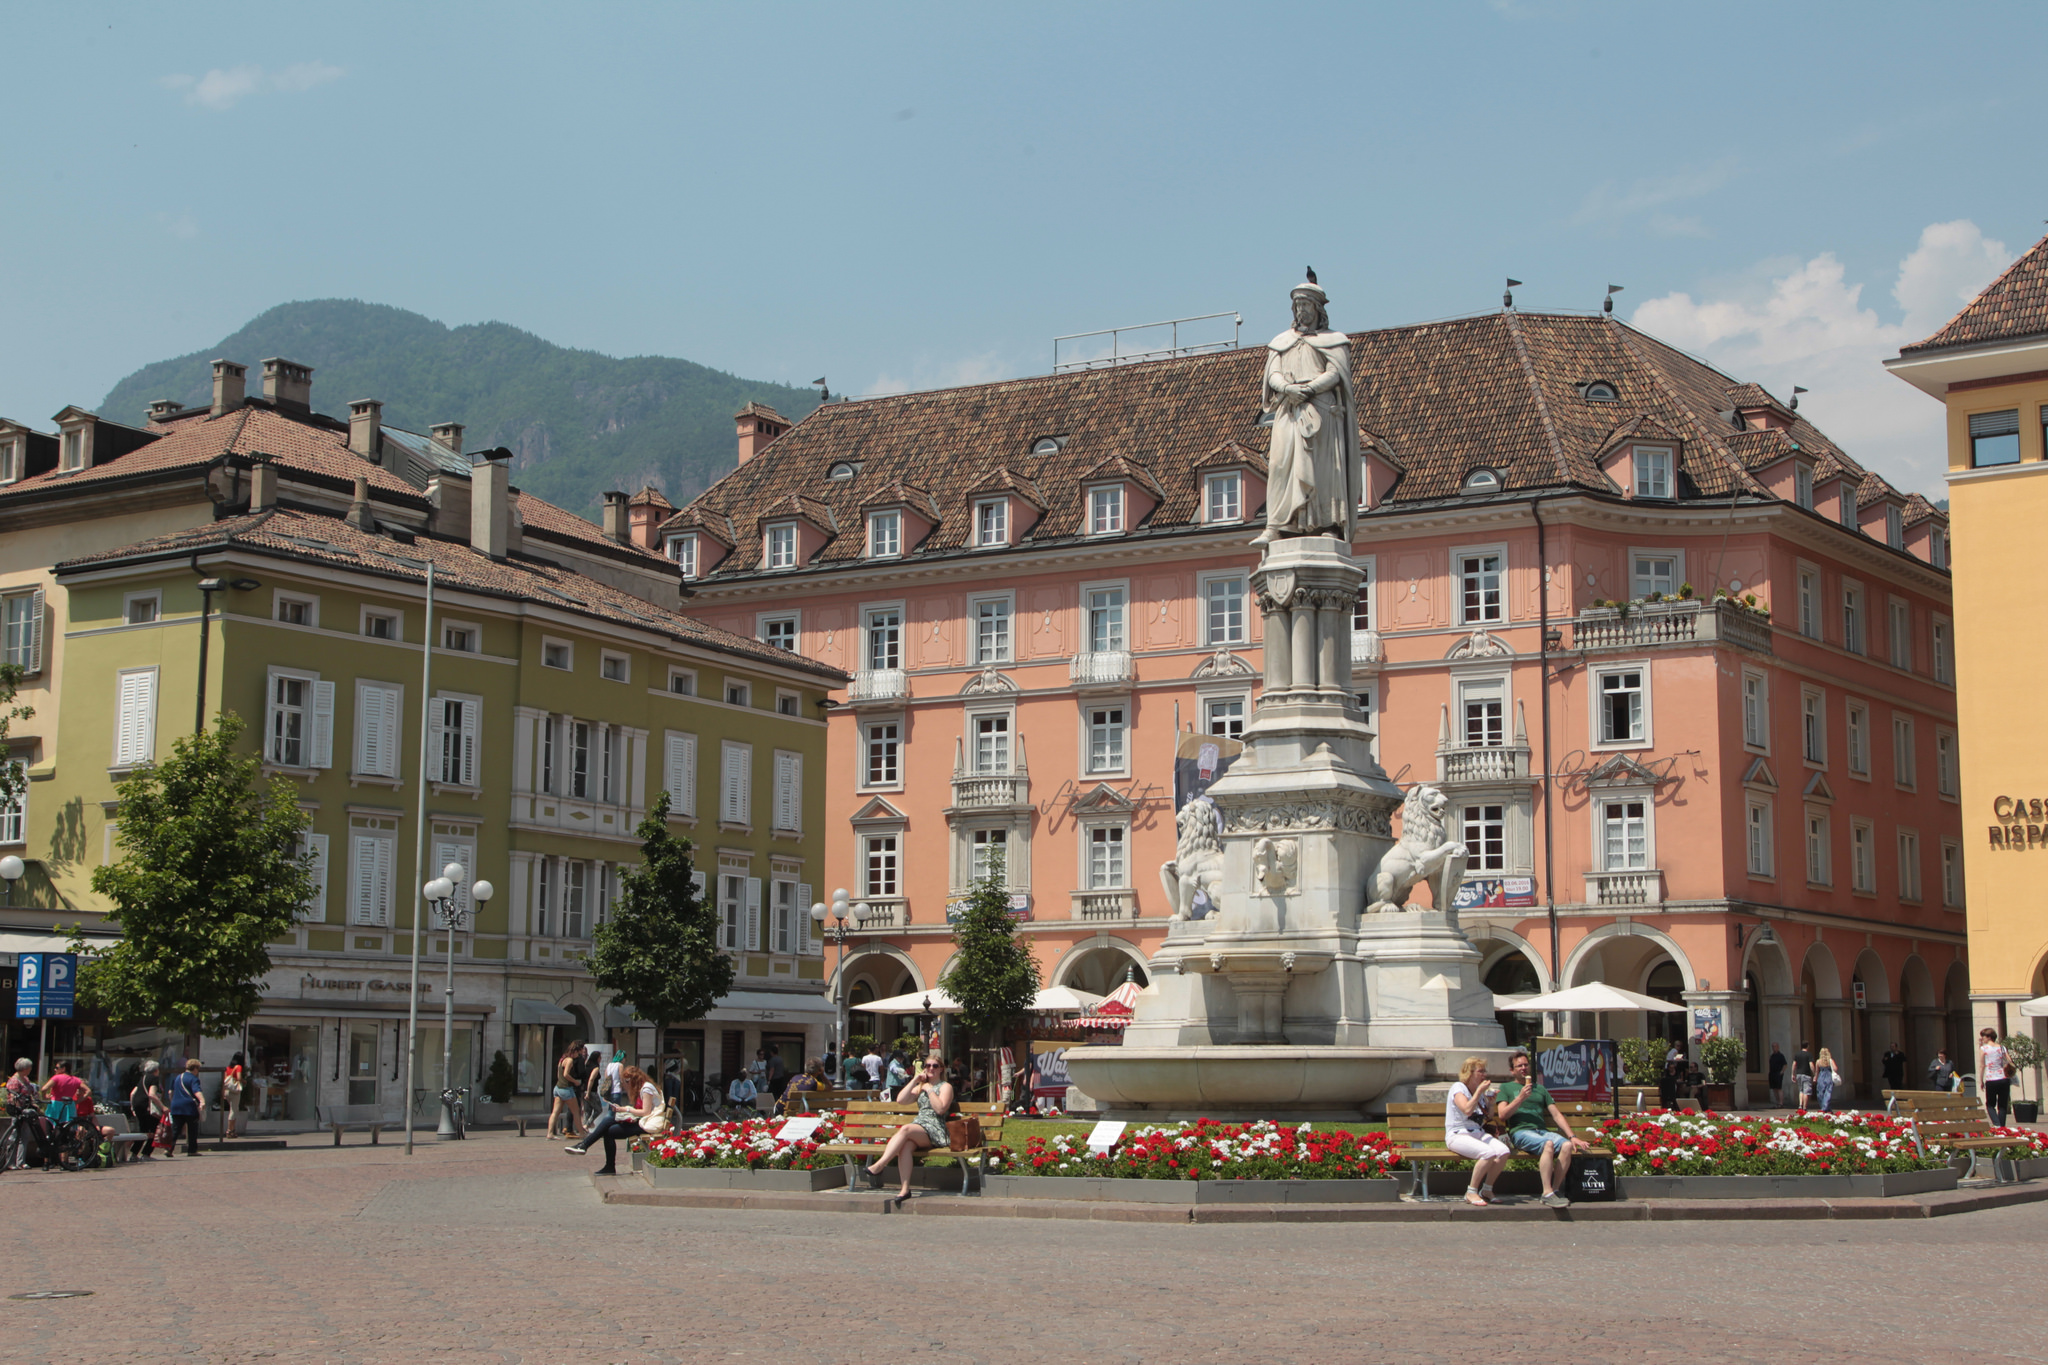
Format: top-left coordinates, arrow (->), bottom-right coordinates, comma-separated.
564,1065 -> 662,1176
1812,1047 -> 1841,1113
1979,1028 -> 2015,1128
220,1052 -> 246,1140
1445,1055 -> 1510,1207
864,1056 -> 954,1205
547,1042 -> 585,1142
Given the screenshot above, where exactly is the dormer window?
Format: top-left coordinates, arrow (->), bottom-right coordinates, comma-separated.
1030,436 -> 1066,456
668,533 -> 698,579
1205,471 -> 1243,523
0,438 -> 17,484
1583,381 -> 1619,403
1088,484 -> 1125,535
828,461 -> 858,481
59,428 -> 85,473
1633,446 -> 1672,499
1462,468 -> 1502,495
975,498 -> 1008,547
1794,463 -> 1814,510
1934,529 -> 1950,569
766,522 -> 798,569
1885,505 -> 1903,549
867,510 -> 901,559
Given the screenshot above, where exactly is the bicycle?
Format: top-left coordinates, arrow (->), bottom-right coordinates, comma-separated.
440,1086 -> 470,1136
3,1099 -> 101,1172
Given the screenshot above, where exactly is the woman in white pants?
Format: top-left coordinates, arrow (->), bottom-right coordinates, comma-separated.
1446,1056 -> 1511,1207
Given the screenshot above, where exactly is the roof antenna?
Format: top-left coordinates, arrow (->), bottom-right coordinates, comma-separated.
1504,278 -> 1522,310
813,376 -> 829,404
1604,283 -> 1624,314
1791,385 -> 1808,411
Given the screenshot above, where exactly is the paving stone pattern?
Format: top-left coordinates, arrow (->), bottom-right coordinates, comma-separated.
2,1131 -> 2038,1364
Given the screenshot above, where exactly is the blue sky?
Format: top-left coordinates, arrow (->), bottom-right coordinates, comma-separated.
4,1 -> 2043,495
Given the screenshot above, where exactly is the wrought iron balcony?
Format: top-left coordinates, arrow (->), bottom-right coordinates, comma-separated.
1569,599 -> 1772,655
847,668 -> 909,705
1584,869 -> 1663,907
1069,650 -> 1134,689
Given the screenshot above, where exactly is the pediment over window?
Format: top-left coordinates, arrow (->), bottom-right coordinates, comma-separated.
959,668 -> 1017,695
850,796 -> 907,826
1444,629 -> 1514,661
1803,772 -> 1835,802
1587,753 -> 1666,788
1190,648 -> 1256,679
1742,756 -> 1777,790
1068,783 -> 1133,815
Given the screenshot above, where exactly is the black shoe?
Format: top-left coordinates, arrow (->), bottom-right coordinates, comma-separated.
595,1167 -> 616,1176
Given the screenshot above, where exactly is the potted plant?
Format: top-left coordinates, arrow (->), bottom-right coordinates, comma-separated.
2004,1032 -> 2043,1124
1699,1035 -> 1746,1111
1677,581 -> 1696,600
1617,1037 -> 1665,1087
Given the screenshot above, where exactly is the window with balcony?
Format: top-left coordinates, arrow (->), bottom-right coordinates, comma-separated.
1742,671 -> 1768,750
1596,667 -> 1645,745
1893,715 -> 1916,790
1601,799 -> 1647,870
973,597 -> 1012,664
864,835 -> 899,898
866,609 -> 901,670
1631,555 -> 1677,600
1841,583 -> 1864,654
1797,569 -> 1819,639
1205,471 -> 1242,523
973,714 -> 1011,773
1888,599 -> 1911,670
1801,689 -> 1825,766
1969,409 -> 2020,468
1087,707 -> 1126,774
1633,446 -> 1673,499
1805,811 -> 1831,886
1845,702 -> 1869,777
1460,803 -> 1505,871
975,499 -> 1008,547
1087,825 -> 1127,888
1936,729 -> 1958,799
1205,575 -> 1246,646
1746,798 -> 1774,876
1086,588 -> 1125,654
1204,696 -> 1245,740
761,616 -> 797,651
971,828 -> 1007,884
1461,679 -> 1504,748
868,510 -> 901,559
1088,484 -> 1125,536
1898,830 -> 1922,902
1459,554 -> 1502,624
864,722 -> 899,787
1851,819 -> 1875,893
766,522 -> 798,569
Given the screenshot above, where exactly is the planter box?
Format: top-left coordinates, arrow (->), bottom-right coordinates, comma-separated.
982,1174 -> 1399,1204
2012,1154 -> 2048,1182
1406,1166 -> 1959,1200
642,1165 -> 850,1192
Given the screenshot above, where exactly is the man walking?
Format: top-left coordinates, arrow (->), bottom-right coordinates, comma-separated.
861,1044 -> 883,1089
1881,1043 -> 1907,1095
1793,1042 -> 1815,1112
1494,1051 -> 1591,1207
1768,1043 -> 1787,1108
167,1058 -> 206,1157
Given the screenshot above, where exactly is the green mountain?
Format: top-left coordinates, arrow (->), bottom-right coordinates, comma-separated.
98,299 -> 820,518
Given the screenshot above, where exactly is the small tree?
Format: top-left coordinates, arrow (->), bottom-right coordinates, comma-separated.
1617,1036 -> 1665,1086
939,859 -> 1039,1100
2003,1032 -> 2044,1105
1699,1035 -> 1746,1086
76,713 -> 311,1037
586,791 -> 735,1052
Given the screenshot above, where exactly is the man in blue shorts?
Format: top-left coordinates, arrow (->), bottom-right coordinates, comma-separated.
1494,1051 -> 1590,1208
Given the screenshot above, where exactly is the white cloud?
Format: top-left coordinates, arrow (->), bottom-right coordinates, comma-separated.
160,62 -> 343,111
862,350 -> 1015,399
1574,157 -> 1738,228
1630,220 -> 2012,497
155,210 -> 199,241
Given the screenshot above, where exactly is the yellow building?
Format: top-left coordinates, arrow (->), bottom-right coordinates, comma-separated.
1887,232 -> 2048,1044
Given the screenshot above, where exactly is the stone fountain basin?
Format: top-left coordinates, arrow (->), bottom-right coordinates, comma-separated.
1063,1046 -> 1430,1118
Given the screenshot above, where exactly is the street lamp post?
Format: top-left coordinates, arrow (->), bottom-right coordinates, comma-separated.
0,854 -> 23,906
810,888 -> 872,1066
423,863 -> 493,1140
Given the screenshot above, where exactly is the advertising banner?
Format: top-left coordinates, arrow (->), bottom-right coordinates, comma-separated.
1173,732 -> 1243,810
1534,1035 -> 1617,1105
1029,1040 -> 1073,1109
944,894 -> 1031,924
1692,1007 -> 1725,1044
1453,877 -> 1538,910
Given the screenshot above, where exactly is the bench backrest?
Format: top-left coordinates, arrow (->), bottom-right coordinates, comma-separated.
1885,1089 -> 1992,1139
792,1088 -> 877,1112
1617,1085 -> 1657,1111
317,1104 -> 384,1124
1384,1101 -> 1450,1152
830,1100 -> 1006,1147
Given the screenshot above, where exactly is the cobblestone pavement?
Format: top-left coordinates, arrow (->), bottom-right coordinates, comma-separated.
5,1130 -> 2045,1365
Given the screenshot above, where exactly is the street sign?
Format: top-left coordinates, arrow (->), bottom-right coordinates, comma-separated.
14,952 -> 75,1020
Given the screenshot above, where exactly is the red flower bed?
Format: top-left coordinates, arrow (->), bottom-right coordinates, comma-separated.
1017,1119 -> 1399,1181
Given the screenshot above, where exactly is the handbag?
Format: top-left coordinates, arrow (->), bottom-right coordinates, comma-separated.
945,1115 -> 983,1151
638,1111 -> 671,1136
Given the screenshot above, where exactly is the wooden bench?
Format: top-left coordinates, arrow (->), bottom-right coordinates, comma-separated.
814,1100 -> 1006,1195
786,1087 -> 879,1114
1548,1102 -> 1617,1153
1384,1102 -> 1464,1202
316,1104 -> 389,1147
1885,1089 -> 2015,1184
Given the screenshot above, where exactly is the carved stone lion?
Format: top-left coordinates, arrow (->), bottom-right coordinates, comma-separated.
1161,795 -> 1226,920
1365,784 -> 1469,916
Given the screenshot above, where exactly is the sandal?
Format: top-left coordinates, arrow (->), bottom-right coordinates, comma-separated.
1463,1190 -> 1489,1208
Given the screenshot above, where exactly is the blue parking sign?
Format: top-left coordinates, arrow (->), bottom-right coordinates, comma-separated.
16,952 -> 42,1019
14,952 -> 75,1020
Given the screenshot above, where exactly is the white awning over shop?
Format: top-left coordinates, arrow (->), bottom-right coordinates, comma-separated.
856,987 -> 962,1015
0,930 -> 115,966
2019,995 -> 2048,1018
1513,983 -> 1686,1013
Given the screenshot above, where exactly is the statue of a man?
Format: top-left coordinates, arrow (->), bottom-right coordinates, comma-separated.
1255,271 -> 1358,545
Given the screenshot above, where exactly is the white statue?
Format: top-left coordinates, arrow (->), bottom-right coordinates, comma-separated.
1366,785 -> 1469,916
1161,795 -> 1226,920
1255,269 -> 1358,545
1253,837 -> 1298,895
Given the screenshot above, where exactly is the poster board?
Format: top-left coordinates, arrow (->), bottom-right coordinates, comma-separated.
1029,1040 -> 1072,1110
1534,1035 -> 1618,1110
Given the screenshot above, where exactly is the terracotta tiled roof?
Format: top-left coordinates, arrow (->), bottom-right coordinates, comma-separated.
1856,469 -> 1904,509
1902,492 -> 1945,527
512,487 -> 668,563
1901,233 -> 2048,354
671,311 -> 1902,578
1193,440 -> 1270,476
1722,382 -> 1795,418
53,508 -> 843,680
627,485 -> 675,510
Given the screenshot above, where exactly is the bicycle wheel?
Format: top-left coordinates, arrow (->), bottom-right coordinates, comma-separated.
56,1122 -> 97,1171
0,1123 -> 25,1171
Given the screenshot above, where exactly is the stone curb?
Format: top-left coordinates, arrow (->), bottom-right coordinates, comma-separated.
596,1173 -> 2048,1223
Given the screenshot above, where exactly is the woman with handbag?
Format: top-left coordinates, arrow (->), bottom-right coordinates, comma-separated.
130,1061 -> 167,1160
1812,1047 -> 1841,1113
563,1065 -> 663,1175
547,1042 -> 586,1142
220,1052 -> 246,1140
863,1055 -> 954,1205
1445,1056 -> 1510,1207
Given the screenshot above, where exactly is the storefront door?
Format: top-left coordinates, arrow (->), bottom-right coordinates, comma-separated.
247,1024 -> 320,1122
346,1024 -> 380,1107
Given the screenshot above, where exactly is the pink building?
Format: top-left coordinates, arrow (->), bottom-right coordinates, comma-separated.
662,306 -> 1966,1104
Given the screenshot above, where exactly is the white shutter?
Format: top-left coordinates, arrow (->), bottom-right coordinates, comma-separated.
665,732 -> 697,817
114,668 -> 157,766
744,876 -> 762,951
798,882 -> 815,954
722,743 -> 750,824
24,588 -> 43,675
374,835 -> 393,926
434,839 -> 474,918
357,683 -> 401,778
690,869 -> 707,905
350,834 -> 379,926
429,699 -> 447,782
301,833 -> 329,922
774,752 -> 801,832
460,700 -> 479,786
310,679 -> 335,769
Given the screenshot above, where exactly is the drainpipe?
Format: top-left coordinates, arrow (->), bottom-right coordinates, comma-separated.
1532,498 -> 1560,998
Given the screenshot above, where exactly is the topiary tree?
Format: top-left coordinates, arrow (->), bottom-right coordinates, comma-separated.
586,791 -> 734,1053
74,713 -> 311,1038
2003,1032 -> 2043,1105
939,858 -> 1039,1101
1617,1036 -> 1666,1086
1700,1034 -> 1746,1085
483,1050 -> 516,1105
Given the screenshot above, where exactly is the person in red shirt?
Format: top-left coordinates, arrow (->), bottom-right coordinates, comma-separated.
40,1060 -> 86,1125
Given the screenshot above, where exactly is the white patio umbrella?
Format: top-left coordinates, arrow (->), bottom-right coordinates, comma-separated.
1512,983 -> 1687,1014
2018,995 -> 2048,1018
855,987 -> 961,1015
1030,985 -> 1107,1012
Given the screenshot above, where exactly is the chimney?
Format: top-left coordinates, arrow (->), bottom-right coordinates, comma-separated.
427,471 -> 472,539
602,490 -> 629,545
211,360 -> 247,417
345,475 -> 374,532
261,358 -> 314,410
249,457 -> 277,513
430,421 -> 464,455
147,399 -> 183,424
734,402 -> 789,465
626,486 -> 675,551
471,453 -> 511,559
348,400 -> 384,462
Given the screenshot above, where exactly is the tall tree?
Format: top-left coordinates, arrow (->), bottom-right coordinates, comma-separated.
939,859 -> 1039,1087
586,791 -> 734,1046
76,713 -> 312,1037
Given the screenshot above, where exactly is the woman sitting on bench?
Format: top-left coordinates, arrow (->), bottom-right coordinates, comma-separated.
1446,1056 -> 1511,1208
864,1055 -> 953,1205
